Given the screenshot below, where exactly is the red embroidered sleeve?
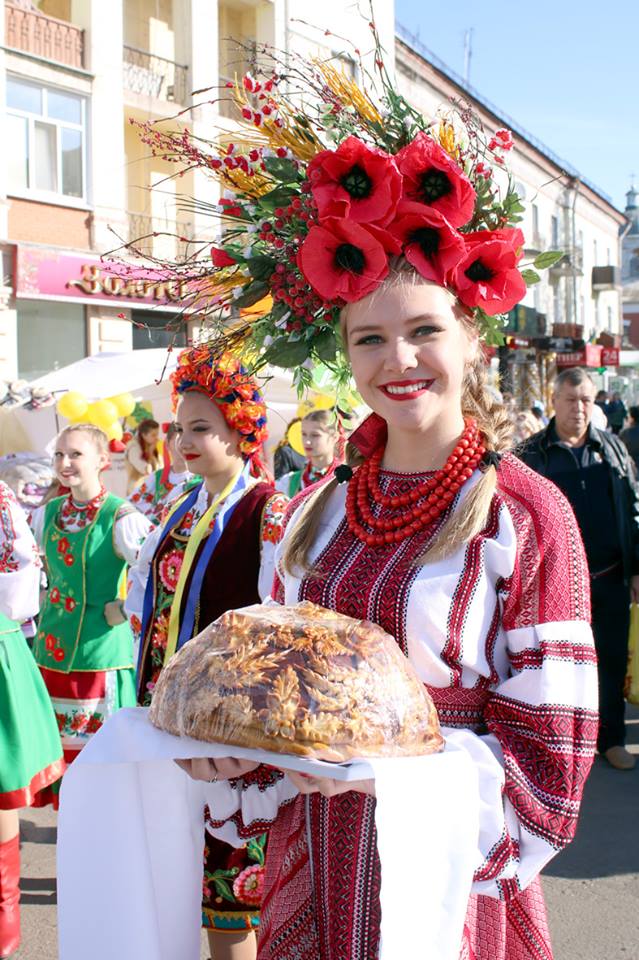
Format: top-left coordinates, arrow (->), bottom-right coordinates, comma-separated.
475,457 -> 597,894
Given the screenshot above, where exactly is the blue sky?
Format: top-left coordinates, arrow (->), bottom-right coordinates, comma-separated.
394,0 -> 638,213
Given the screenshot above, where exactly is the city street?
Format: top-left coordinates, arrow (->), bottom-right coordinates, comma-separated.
16,705 -> 639,960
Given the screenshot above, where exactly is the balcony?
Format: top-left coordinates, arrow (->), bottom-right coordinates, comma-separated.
592,265 -> 620,292
123,45 -> 188,104
5,2 -> 84,69
549,247 -> 584,281
127,211 -> 195,261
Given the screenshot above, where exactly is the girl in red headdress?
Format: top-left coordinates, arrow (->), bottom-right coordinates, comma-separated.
126,346 -> 287,960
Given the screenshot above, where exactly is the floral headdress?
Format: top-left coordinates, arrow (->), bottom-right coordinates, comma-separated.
170,346 -> 269,469
136,18 -> 560,394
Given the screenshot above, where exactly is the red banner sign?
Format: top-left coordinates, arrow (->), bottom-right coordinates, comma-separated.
15,246 -> 189,310
556,344 -> 602,368
600,347 -> 620,367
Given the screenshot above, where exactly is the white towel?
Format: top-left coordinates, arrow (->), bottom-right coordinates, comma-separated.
57,708 -> 480,960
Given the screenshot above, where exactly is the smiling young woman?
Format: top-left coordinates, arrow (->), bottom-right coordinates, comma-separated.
276,409 -> 342,498
79,43 -> 598,960
192,264 -> 597,960
125,346 -> 288,960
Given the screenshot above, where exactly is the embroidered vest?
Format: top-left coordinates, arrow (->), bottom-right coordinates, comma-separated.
34,494 -> 134,673
137,483 -> 274,697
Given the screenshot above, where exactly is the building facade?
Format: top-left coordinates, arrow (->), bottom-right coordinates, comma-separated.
0,0 -> 393,381
622,183 -> 639,348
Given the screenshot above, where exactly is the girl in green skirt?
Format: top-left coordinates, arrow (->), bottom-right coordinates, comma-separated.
30,424 -> 151,804
0,480 -> 64,958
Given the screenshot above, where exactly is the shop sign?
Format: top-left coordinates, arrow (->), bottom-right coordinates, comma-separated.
15,246 -> 189,309
556,344 -> 602,368
601,347 -> 620,367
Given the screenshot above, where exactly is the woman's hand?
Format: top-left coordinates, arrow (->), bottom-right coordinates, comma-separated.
175,757 -> 259,782
282,769 -> 376,798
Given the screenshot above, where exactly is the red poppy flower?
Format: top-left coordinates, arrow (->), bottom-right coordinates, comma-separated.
211,246 -> 237,268
86,715 -> 103,734
57,537 -> 70,554
45,633 -> 57,651
298,218 -> 397,303
64,553 -> 75,567
387,202 -> 466,285
307,136 -> 402,226
395,132 -> 476,228
53,648 -> 65,662
451,235 -> 527,315
50,587 -> 61,604
463,227 -> 525,255
65,597 -> 77,613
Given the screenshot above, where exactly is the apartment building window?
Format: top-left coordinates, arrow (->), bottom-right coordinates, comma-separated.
551,215 -> 559,248
6,76 -> 87,202
532,203 -> 539,237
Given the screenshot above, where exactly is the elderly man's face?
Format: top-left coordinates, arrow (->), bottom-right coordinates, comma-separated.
552,379 -> 595,438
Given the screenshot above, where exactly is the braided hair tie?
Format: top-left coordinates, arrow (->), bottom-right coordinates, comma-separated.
334,464 -> 354,484
479,450 -> 502,473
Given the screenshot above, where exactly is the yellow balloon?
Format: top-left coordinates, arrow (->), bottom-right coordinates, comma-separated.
109,393 -> 135,418
57,391 -> 88,421
104,421 -> 123,442
311,393 -> 335,411
296,393 -> 334,419
287,420 -> 305,456
87,399 -> 118,426
296,398 -> 315,419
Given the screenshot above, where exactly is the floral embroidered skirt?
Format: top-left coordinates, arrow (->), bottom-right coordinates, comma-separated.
202,816 -> 265,933
36,664 -> 136,809
0,619 -> 65,809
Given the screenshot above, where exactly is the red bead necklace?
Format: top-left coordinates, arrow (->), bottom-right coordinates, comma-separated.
345,421 -> 486,548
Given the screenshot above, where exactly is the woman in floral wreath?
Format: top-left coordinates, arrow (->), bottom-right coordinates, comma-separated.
166,46 -> 598,960
30,424 -> 151,805
125,346 -> 288,960
276,408 -> 341,497
0,481 -> 63,958
128,421 -> 199,525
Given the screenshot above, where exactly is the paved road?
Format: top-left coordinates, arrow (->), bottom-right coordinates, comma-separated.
15,705 -> 639,959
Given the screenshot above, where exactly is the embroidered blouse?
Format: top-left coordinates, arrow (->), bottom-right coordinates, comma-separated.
128,468 -> 195,525
202,454 -> 597,904
0,480 -> 41,622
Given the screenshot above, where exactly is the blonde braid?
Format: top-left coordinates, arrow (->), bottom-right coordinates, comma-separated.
282,442 -> 364,576
418,355 -> 512,564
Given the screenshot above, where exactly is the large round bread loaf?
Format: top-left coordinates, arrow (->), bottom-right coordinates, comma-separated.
149,601 -> 443,761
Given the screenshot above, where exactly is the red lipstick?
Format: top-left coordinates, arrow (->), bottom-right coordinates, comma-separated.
378,378 -> 434,401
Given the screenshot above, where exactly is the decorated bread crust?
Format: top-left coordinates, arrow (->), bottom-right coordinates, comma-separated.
149,601 -> 443,762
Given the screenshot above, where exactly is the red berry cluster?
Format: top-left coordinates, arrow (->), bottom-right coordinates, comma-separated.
270,264 -> 326,329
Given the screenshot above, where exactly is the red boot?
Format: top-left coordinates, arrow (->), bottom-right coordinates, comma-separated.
0,835 -> 20,959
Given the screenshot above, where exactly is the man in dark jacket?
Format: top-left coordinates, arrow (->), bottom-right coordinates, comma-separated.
519,367 -> 639,770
